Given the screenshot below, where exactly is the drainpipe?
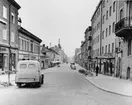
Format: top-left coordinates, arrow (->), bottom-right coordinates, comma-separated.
8,3 -> 11,85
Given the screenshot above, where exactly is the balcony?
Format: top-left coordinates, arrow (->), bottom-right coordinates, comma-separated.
115,17 -> 132,37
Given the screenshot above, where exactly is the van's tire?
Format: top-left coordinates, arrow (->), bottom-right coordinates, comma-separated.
41,74 -> 44,84
17,83 -> 21,88
37,82 -> 41,87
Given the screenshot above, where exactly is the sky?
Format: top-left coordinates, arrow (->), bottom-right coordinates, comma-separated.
15,0 -> 99,57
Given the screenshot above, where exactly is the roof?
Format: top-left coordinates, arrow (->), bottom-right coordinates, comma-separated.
91,0 -> 102,21
19,27 -> 42,43
8,0 -> 21,10
49,48 -> 59,55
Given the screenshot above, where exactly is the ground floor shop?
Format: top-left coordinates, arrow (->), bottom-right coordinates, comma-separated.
91,53 -> 115,76
0,46 -> 18,74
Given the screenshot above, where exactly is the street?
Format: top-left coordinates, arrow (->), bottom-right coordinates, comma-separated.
0,64 -> 132,105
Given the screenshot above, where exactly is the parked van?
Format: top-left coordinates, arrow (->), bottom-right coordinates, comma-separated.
15,60 -> 44,87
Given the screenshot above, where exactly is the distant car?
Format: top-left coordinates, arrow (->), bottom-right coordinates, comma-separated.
15,60 -> 44,87
70,63 -> 76,70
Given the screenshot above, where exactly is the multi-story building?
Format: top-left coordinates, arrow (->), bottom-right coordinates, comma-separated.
91,0 -> 117,75
80,40 -> 87,68
115,0 -> 132,79
0,0 -> 21,74
91,1 -> 102,71
40,44 -> 59,69
18,27 -> 42,61
74,48 -> 81,63
84,26 -> 92,70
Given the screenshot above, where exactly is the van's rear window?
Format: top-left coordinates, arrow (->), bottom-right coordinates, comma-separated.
20,64 -> 27,69
28,64 -> 36,69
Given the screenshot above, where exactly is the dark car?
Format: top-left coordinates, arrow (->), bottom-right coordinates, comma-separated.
70,63 -> 76,70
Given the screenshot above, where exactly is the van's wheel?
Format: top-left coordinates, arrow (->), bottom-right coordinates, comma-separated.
37,82 -> 41,87
17,83 -> 21,88
41,74 -> 44,84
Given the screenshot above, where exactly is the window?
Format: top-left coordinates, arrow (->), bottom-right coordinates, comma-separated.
11,32 -> 15,42
120,8 -> 123,20
113,1 -> 115,12
106,28 -> 108,37
112,22 -> 115,32
102,31 -> 104,39
27,42 -> 29,51
20,64 -> 27,69
3,6 -> 7,19
106,10 -> 108,20
103,15 -> 105,24
103,0 -> 105,8
105,45 -> 107,53
11,13 -> 15,23
2,28 -> 7,40
28,64 -> 36,69
109,25 -> 111,35
109,6 -> 112,16
108,44 -> 110,53
102,46 -> 104,54
128,39 -> 131,56
112,43 -> 114,53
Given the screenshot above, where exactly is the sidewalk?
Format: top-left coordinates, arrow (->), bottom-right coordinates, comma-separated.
77,64 -> 132,97
0,74 -> 15,87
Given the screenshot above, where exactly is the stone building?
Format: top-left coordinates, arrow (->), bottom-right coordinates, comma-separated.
0,0 -> 21,74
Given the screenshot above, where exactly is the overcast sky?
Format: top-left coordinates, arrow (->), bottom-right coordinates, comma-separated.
15,0 -> 99,57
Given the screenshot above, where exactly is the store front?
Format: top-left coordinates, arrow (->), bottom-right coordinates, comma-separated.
92,53 -> 115,76
0,47 -> 9,74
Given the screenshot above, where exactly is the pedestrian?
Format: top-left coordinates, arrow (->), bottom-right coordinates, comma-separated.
96,65 -> 99,76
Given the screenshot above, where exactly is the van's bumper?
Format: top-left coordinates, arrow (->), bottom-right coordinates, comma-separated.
15,78 -> 39,83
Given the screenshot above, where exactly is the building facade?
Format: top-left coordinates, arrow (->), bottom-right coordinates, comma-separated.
84,26 -> 92,70
90,0 -> 117,75
0,0 -> 21,74
115,0 -> 132,79
18,27 -> 42,61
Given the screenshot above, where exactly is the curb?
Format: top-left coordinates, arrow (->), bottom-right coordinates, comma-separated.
85,77 -> 132,98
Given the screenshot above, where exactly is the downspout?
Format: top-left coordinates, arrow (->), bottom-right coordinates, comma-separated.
8,3 -> 11,85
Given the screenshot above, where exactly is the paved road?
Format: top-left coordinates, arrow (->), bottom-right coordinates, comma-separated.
0,64 -> 132,105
